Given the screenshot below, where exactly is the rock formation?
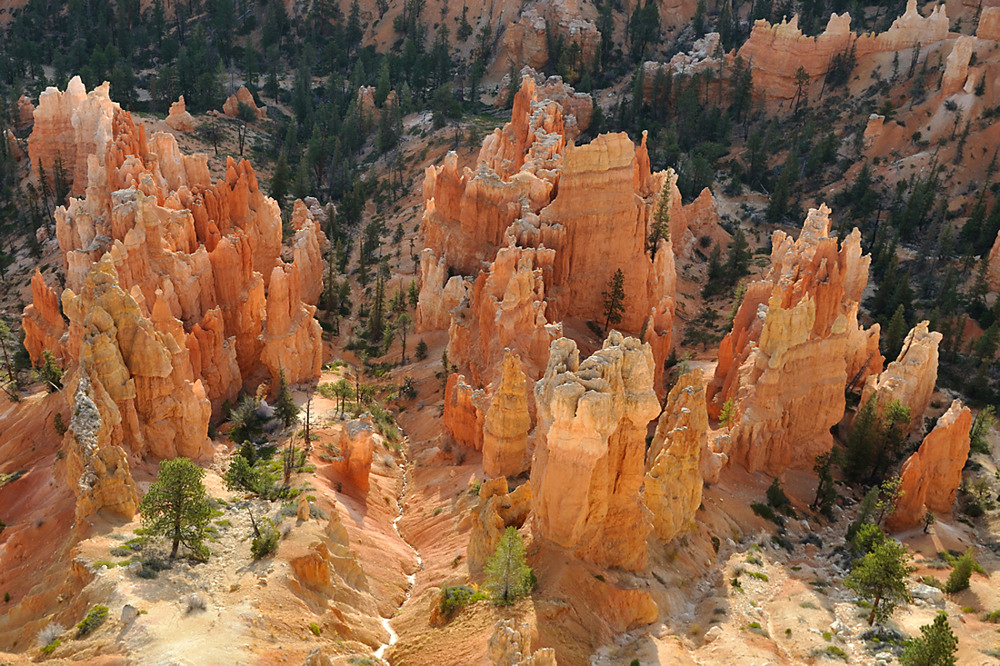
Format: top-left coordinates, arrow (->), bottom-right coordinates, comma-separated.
165,96 -> 196,132
488,619 -> 557,666
330,419 -> 375,493
222,85 -> 266,120
530,333 -> 660,571
443,373 -> 487,451
482,352 -> 532,479
644,369 -> 706,543
20,79 -> 323,511
707,205 -> 883,474
419,75 -> 706,396
988,229 -> 1000,292
21,269 -> 66,366
468,478 -> 532,571
886,400 -> 972,531
979,7 -> 1000,42
29,76 -> 115,195
63,371 -> 139,523
860,321 -> 941,433
502,0 -> 600,73
737,0 -> 948,101
496,67 -> 593,139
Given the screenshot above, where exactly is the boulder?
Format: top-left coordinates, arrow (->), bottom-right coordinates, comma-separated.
165,96 -> 196,132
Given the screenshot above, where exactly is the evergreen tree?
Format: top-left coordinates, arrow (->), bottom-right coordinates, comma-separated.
900,613 -> 958,666
883,304 -> 908,361
485,526 -> 533,605
724,228 -> 751,283
139,458 -> 212,559
811,451 -> 837,519
844,537 -> 914,626
602,268 -> 626,332
943,548 -> 975,593
647,185 -> 670,253
270,154 -> 290,210
274,369 -> 299,429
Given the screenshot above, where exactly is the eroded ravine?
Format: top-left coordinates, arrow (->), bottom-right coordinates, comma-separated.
374,433 -> 423,664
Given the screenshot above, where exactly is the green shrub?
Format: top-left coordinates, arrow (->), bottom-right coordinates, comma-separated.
40,639 -> 61,654
984,609 -> 1000,623
751,502 -> 782,525
308,622 -> 322,636
944,549 -> 975,593
825,645 -> 848,661
251,518 -> 280,560
900,612 -> 957,666
766,478 -> 796,516
76,605 -> 109,638
438,585 -> 487,619
746,571 -> 769,582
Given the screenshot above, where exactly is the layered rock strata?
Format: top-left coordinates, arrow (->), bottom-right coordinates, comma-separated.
165,96 -> 196,132
707,205 -> 883,474
21,269 -> 67,366
530,333 -> 659,571
482,352 -> 532,479
468,478 -> 532,571
21,78 -> 323,515
886,400 -> 971,531
644,369 -> 706,543
860,321 -> 941,433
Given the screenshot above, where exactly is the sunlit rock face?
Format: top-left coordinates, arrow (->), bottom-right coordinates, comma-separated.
887,400 -> 971,532
21,77 -> 323,516
707,205 -> 882,475
531,333 -> 659,571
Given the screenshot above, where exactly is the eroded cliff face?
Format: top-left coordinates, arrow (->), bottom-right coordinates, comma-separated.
530,333 -> 660,571
21,269 -> 67,366
20,78 -> 323,517
860,321 -> 941,433
644,369 -> 706,543
737,0 -> 949,101
29,76 -> 115,195
63,370 -> 139,524
707,205 -> 883,475
468,478 -> 532,571
502,0 -> 600,75
482,352 -> 532,479
417,74 -> 726,397
886,400 -> 972,531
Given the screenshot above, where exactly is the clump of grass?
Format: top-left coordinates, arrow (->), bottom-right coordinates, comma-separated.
747,621 -> 768,637
746,571 -> 769,582
746,554 -> 764,567
825,645 -> 848,661
308,622 -> 322,636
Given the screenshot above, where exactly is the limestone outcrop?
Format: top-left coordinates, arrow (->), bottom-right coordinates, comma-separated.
63,371 -> 139,523
502,0 -> 600,73
21,269 -> 66,366
21,80 -> 323,513
737,0 -> 949,101
165,96 -> 196,132
419,76 -> 686,395
496,67 -> 593,139
446,244 -> 562,389
29,76 -> 116,195
222,85 -> 266,120
860,321 -> 941,433
488,619 -> 557,666
886,400 -> 972,531
707,205 -> 883,474
530,333 -> 660,571
62,256 -> 213,462
443,373 -> 487,451
482,352 -> 532,479
330,419 -> 375,493
468,478 -> 532,571
644,369 -> 706,543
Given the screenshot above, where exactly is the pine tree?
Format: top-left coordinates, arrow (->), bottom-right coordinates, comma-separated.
270,154 -> 290,210
884,304 -> 908,361
140,458 -> 212,559
647,185 -> 670,254
943,548 -> 975,593
811,451 -> 837,519
274,368 -> 299,429
724,228 -> 751,283
485,526 -> 533,605
900,613 -> 958,666
602,268 -> 626,332
844,537 -> 914,626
